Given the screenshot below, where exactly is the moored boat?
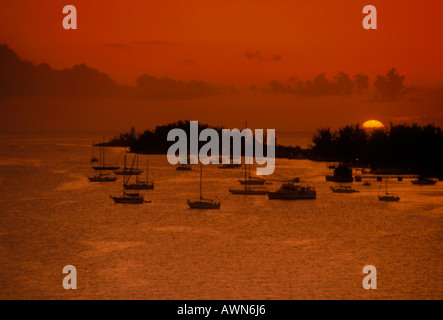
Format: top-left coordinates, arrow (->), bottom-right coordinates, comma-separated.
411,177 -> 437,185
238,161 -> 265,185
124,159 -> 154,190
229,162 -> 267,195
378,194 -> 400,201
176,164 -> 192,171
88,172 -> 116,182
188,163 -> 220,209
90,140 -> 99,162
92,137 -> 120,170
330,185 -> 360,193
218,163 -> 241,169
114,168 -> 143,175
110,149 -> 145,204
378,178 -> 400,201
267,182 -> 316,200
187,198 -> 221,209
110,192 -> 145,204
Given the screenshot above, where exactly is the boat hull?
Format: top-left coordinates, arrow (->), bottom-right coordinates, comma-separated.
176,166 -> 192,171
218,164 -> 241,169
114,170 -> 143,176
411,180 -> 437,185
111,196 -> 144,204
93,166 -> 120,171
124,183 -> 154,190
187,200 -> 220,209
378,195 -> 400,201
330,187 -> 359,193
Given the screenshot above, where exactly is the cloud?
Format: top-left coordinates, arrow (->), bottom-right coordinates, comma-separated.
133,74 -> 221,100
0,44 -> 228,100
0,44 -> 119,98
261,70 -> 407,100
245,51 -> 263,62
390,112 -> 443,123
245,51 -> 282,62
372,68 -> 407,102
262,72 -> 360,97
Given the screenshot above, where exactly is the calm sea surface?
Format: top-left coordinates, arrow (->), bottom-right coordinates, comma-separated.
0,132 -> 442,299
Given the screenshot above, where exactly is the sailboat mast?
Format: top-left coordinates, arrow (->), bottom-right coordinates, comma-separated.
123,148 -> 126,195
98,140 -> 102,166
146,160 -> 149,183
102,136 -> 105,166
135,154 -> 139,183
244,120 -> 247,192
245,161 -> 247,192
200,162 -> 203,200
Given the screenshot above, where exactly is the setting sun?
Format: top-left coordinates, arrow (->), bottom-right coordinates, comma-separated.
362,120 -> 385,129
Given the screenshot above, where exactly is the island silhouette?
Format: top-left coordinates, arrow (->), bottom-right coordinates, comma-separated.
100,121 -> 443,179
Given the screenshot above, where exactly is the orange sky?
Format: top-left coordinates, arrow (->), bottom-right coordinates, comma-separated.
0,0 -> 442,134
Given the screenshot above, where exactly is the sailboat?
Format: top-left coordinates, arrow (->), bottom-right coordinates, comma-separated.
330,185 -> 360,193
176,155 -> 193,171
92,137 -> 120,171
218,163 -> 241,169
176,163 -> 192,171
239,163 -> 265,185
125,159 -> 154,190
229,162 -> 267,195
88,140 -> 116,182
90,140 -> 98,162
187,162 -> 220,209
267,181 -> 317,200
411,176 -> 437,185
114,152 -> 143,175
88,170 -> 117,182
110,149 -> 145,204
378,178 -> 400,201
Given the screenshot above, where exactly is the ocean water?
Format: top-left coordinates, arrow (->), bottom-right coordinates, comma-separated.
0,132 -> 442,299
